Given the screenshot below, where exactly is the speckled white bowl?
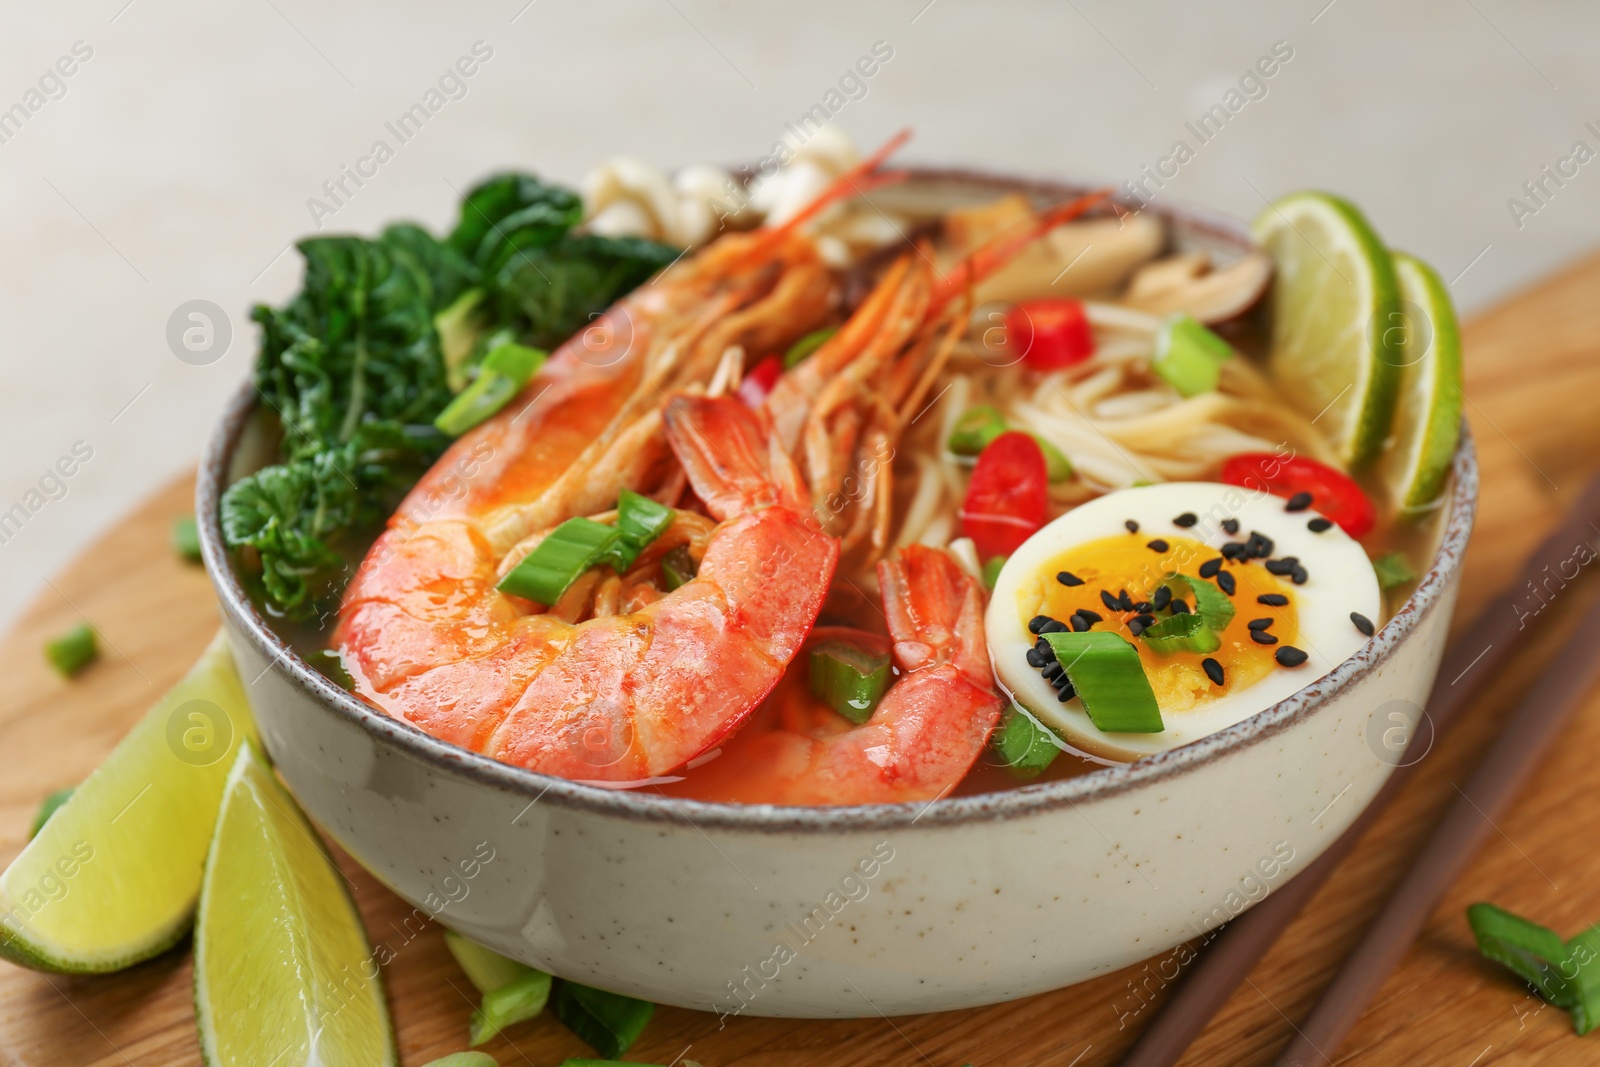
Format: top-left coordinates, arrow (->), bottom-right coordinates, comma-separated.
197,174 -> 1477,1018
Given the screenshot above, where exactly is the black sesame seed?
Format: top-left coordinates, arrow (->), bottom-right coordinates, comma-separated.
1250,630 -> 1280,645
1307,517 -> 1334,533
1152,586 -> 1173,610
1275,646 -> 1309,667
1147,539 -> 1170,553
1118,590 -> 1135,611
1351,611 -> 1375,636
1216,571 -> 1237,596
1173,512 -> 1198,528
1128,619 -> 1147,637
1221,541 -> 1248,561
1257,593 -> 1289,606
1133,614 -> 1157,629
1292,565 -> 1309,585
1057,570 -> 1085,587
1247,617 -> 1274,631
1285,491 -> 1313,512
1202,657 -> 1225,686
1041,662 -> 1064,682
1245,531 -> 1274,559
1170,599 -> 1191,614
1125,519 -> 1140,533
1058,685 -> 1076,702
1221,518 -> 1240,535
1075,608 -> 1103,624
1070,614 -> 1092,632
1264,558 -> 1297,576
1026,648 -> 1048,668
1198,558 -> 1223,579
1052,673 -> 1072,690
1028,615 -> 1054,634
1132,601 -> 1154,614
1100,589 -> 1121,611
1041,619 -> 1070,635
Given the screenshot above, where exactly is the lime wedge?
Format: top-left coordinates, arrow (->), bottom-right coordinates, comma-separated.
0,632 -> 254,972
1379,253 -> 1464,509
1252,191 -> 1403,467
195,741 -> 396,1067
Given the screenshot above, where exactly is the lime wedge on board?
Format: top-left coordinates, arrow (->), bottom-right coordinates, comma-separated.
194,741 -> 396,1067
0,632 -> 254,972
1252,191 -> 1403,467
1379,252 -> 1464,509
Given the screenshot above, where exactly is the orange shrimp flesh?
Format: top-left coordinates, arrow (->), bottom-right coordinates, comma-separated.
658,544 -> 1003,804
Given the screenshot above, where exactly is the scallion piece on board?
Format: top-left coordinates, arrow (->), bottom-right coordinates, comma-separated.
784,326 -> 837,368
444,931 -> 553,1046
553,981 -> 654,1060
947,405 -> 1009,455
497,518 -> 619,605
1042,631 -> 1163,733
29,786 -> 74,839
1373,551 -> 1416,590
992,704 -> 1061,778
45,623 -> 98,678
810,640 -> 892,725
660,544 -> 698,591
1139,611 -> 1222,654
1165,573 -> 1236,631
172,515 -> 203,563
417,1054 -> 499,1067
1467,903 -> 1586,1022
1153,314 -> 1233,397
601,490 -> 675,572
434,337 -> 548,437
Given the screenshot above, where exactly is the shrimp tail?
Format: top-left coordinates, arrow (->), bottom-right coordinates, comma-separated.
664,395 -> 809,519
879,543 -> 993,684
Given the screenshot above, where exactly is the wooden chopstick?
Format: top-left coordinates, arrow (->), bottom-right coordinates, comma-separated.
1120,471 -> 1600,1067
1271,588 -> 1600,1064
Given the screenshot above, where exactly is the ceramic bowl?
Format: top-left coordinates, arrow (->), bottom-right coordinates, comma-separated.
197,172 -> 1478,1018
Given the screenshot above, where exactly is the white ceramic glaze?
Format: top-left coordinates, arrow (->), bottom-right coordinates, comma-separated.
198,172 -> 1477,1018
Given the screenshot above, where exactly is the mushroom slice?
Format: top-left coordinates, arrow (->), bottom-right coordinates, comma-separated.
1123,250 -> 1274,324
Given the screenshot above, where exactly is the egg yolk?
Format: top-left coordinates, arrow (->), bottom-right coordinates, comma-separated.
1016,532 -> 1300,713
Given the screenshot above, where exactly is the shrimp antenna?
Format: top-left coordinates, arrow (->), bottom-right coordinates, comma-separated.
929,187 -> 1117,316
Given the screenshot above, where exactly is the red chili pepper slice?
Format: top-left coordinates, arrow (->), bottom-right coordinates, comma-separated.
737,354 -> 784,409
961,431 -> 1049,560
1007,298 -> 1095,370
1219,452 -> 1377,539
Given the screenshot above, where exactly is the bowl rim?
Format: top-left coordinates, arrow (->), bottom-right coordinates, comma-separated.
197,168 -> 1480,833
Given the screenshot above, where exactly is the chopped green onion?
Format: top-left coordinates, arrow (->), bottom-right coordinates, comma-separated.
434,337 -> 548,437
992,704 -> 1061,778
435,287 -> 488,392
809,640 -> 892,725
1042,631 -> 1163,734
981,555 -> 1006,590
420,1054 -> 499,1067
600,490 -> 674,572
29,786 -> 74,839
660,544 -> 697,591
497,518 -> 620,605
1566,925 -> 1600,1034
553,981 -> 654,1060
784,326 -> 837,368
1139,611 -> 1221,654
1373,551 -> 1416,590
1467,903 -> 1594,1030
558,1061 -> 682,1067
947,405 -> 1009,455
444,932 -> 554,1046
45,623 -> 97,678
1163,573 -> 1236,631
1153,314 -> 1233,397
172,515 -> 203,563
1030,434 -> 1074,482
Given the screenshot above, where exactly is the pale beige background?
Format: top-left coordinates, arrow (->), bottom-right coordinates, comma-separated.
0,0 -> 1595,628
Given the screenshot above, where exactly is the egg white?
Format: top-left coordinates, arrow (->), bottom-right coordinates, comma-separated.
986,481 -> 1382,761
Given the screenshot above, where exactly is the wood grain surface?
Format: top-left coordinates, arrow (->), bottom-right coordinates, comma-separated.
4,253 -> 1600,1066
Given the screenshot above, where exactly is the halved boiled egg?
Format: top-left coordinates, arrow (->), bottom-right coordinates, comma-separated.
986,482 -> 1382,760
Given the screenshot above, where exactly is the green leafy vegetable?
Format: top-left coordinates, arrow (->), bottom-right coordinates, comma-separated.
553,981 -> 654,1060
1042,631 -> 1163,733
30,786 -> 74,839
45,623 -> 97,678
1139,611 -> 1222,654
222,174 -> 678,617
992,705 -> 1061,778
497,518 -> 620,605
809,640 -> 893,724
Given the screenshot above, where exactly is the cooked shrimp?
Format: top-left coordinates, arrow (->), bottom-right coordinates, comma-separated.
659,544 -> 1003,804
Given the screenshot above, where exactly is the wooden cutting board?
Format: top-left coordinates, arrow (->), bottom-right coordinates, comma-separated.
4,253 -> 1600,1067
